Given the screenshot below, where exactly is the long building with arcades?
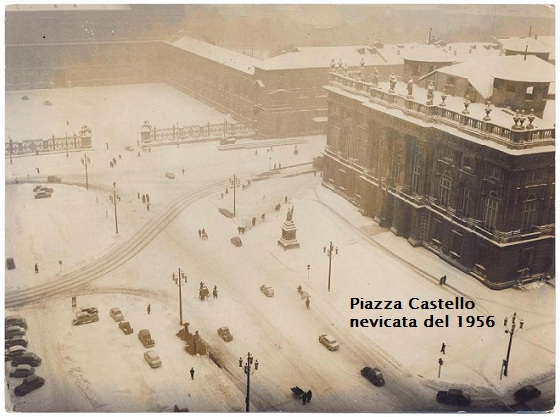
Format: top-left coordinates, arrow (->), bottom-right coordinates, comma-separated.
322,59 -> 555,289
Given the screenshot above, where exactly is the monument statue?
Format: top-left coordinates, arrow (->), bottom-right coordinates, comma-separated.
407,76 -> 414,97
287,205 -> 294,222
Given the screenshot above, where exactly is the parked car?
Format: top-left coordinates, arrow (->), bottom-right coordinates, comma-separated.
319,334 -> 339,351
360,366 -> 385,386
5,336 -> 28,349
230,237 -> 242,247
143,350 -> 162,368
32,185 -> 42,192
217,327 -> 233,342
5,345 -> 27,360
165,171 -> 176,179
11,352 -> 42,367
124,145 -> 134,152
6,326 -> 26,338
47,176 -> 62,183
79,307 -> 98,316
6,257 -> 16,270
38,187 -> 54,193
436,389 -> 472,406
514,385 -> 541,403
9,364 -> 35,378
110,308 -> 124,322
34,191 -> 51,199
72,312 -> 99,326
5,315 -> 27,329
119,321 -> 133,335
15,375 -> 45,397
138,329 -> 155,348
260,285 -> 274,297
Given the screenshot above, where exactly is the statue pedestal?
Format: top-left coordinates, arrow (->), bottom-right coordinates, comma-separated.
278,220 -> 300,250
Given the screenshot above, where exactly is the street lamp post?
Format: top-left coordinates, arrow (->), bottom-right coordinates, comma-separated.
172,268 -> 187,325
81,153 -> 90,190
239,352 -> 259,412
323,241 -> 338,292
438,357 -> 443,378
8,137 -> 13,165
501,312 -> 524,378
112,181 -> 119,234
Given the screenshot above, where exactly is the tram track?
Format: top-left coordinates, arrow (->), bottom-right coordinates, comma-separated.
6,179 -> 227,309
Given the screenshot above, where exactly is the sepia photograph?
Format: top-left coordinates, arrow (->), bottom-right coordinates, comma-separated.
3,3 -> 555,412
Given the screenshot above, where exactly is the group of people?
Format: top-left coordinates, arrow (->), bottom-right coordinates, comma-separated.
138,193 -> 151,211
198,228 -> 207,239
199,281 -> 218,300
302,390 -> 313,405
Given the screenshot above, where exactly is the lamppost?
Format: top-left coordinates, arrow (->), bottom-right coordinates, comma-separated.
111,181 -> 119,234
8,137 -> 13,165
172,268 -> 187,325
438,357 -> 444,378
501,312 -> 524,378
230,175 -> 240,217
239,352 -> 259,412
81,153 -> 90,190
323,241 -> 338,292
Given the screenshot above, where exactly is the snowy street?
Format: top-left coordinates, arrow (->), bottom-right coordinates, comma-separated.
4,84 -> 554,412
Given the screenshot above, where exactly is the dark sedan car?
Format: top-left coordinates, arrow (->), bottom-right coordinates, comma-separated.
11,352 -> 42,367
436,389 -> 471,406
5,336 -> 28,349
14,375 -> 45,396
514,385 -> 541,403
9,364 -> 35,378
360,366 -> 385,386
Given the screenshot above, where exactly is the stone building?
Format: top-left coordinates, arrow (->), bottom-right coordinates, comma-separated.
322,67 -> 555,288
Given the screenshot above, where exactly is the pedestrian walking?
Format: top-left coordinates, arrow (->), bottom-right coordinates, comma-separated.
285,196 -> 288,203
213,289 -> 218,298
118,154 -> 122,160
305,298 -> 310,309
137,151 -> 141,157
147,204 -> 150,212
307,390 -> 312,402
198,229 -> 202,238
34,263 -> 39,273
146,194 -> 150,203
190,367 -> 195,380
439,277 -> 443,286
440,342 -> 446,355
36,168 -> 40,174
303,394 -> 307,405
96,196 -> 99,204
137,192 -> 140,199
442,275 -> 447,285
142,195 -> 146,204
147,304 -> 151,315
182,169 -> 185,175
202,228 -> 206,235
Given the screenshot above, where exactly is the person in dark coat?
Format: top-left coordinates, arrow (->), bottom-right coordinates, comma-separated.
440,342 -> 446,354
307,390 -> 312,402
190,367 -> 195,380
35,263 -> 39,273
198,229 -> 202,238
147,304 -> 151,315
302,394 -> 307,405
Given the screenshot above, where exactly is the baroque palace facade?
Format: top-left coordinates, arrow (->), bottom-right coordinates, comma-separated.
323,64 -> 555,289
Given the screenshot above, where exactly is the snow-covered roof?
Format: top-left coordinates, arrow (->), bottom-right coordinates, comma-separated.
169,37 -> 260,75
6,4 -> 130,11
436,55 -> 555,99
258,45 -> 392,71
401,46 -> 457,63
499,36 -> 554,54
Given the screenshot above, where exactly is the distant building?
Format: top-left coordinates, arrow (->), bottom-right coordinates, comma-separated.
323,65 -> 555,288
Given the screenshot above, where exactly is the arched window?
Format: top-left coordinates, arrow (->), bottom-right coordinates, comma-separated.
521,194 -> 538,231
483,191 -> 500,229
438,171 -> 452,207
411,153 -> 422,193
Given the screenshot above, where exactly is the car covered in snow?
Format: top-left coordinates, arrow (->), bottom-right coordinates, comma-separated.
6,325 -> 26,338
436,388 -> 471,406
5,315 -> 27,329
360,366 -> 385,386
72,312 -> 99,326
144,350 -> 162,368
34,191 -> 51,199
124,145 -> 134,152
138,329 -> 155,348
165,171 -> 176,179
110,308 -> 124,322
514,385 -> 541,403
47,176 -> 62,183
318,334 -> 339,351
15,375 -> 45,397
80,307 -> 99,316
9,364 -> 35,378
11,352 -> 42,367
119,321 -> 133,335
217,327 -> 233,342
5,345 -> 27,360
260,285 -> 274,297
5,336 -> 28,349
230,237 -> 242,247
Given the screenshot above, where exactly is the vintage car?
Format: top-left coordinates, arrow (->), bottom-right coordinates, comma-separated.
9,364 -> 35,378
119,321 -> 133,335
230,237 -> 242,247
47,176 -> 62,183
318,334 -> 339,351
11,352 -> 42,367
514,385 -> 541,403
217,327 -> 233,342
15,375 -> 45,396
72,312 -> 99,326
110,308 -> 124,322
360,366 -> 385,386
143,350 -> 162,368
436,388 -> 472,406
260,285 -> 274,297
165,171 -> 176,179
138,329 -> 155,348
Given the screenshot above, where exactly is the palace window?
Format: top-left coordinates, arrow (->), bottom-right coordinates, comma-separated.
521,194 -> 538,231
487,165 -> 503,182
460,187 -> 471,218
483,191 -> 500,229
411,154 -> 422,194
525,86 -> 535,100
438,173 -> 452,207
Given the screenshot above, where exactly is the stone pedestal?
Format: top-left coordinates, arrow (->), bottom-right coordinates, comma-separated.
278,220 -> 300,250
